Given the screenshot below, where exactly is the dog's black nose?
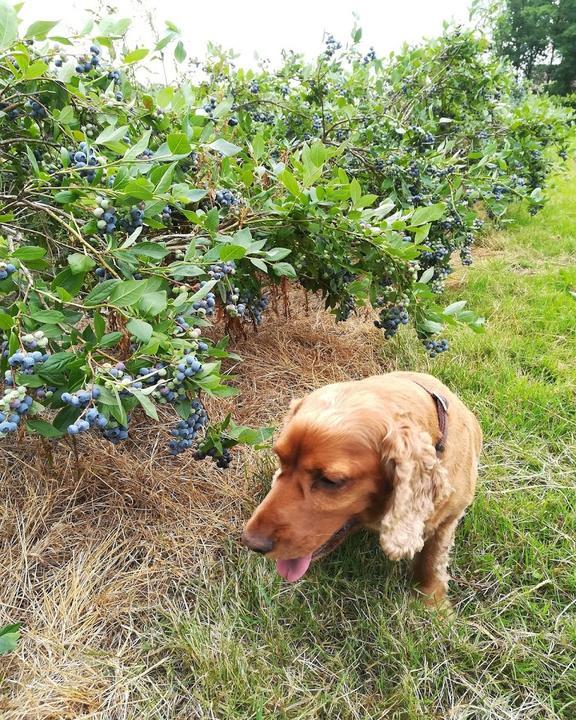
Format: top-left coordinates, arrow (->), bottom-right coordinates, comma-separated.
241,530 -> 275,554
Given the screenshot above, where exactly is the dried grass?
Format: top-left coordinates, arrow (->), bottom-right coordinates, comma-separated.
0,293 -> 389,720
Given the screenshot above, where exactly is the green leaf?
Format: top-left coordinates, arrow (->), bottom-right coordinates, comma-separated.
123,47 -> 149,64
419,267 -> 435,284
84,279 -> 118,306
94,124 -> 130,146
349,178 -> 362,207
218,244 -> 247,261
139,291 -> 167,316
444,300 -> 467,316
124,178 -> 155,200
94,313 -> 105,340
127,242 -> 169,260
208,139 -> 242,157
12,246 -> 46,261
411,203 -> 446,226
131,389 -> 158,420
68,253 -> 96,275
250,258 -> 268,273
109,280 -> 149,308
57,105 -> 75,125
123,129 -> 152,161
188,280 -> 217,303
421,320 -> 444,335
272,262 -> 297,279
100,332 -> 123,347
54,190 -> 78,204
29,309 -> 66,324
0,312 -> 14,329
111,389 -> 128,426
52,267 -> 85,297
265,247 -> 291,261
0,624 -> 21,656
251,133 -> 265,160
174,40 -> 186,63
205,208 -> 220,234
278,169 -> 300,196
167,133 -> 191,155
24,19 -> 59,38
0,0 -> 18,50
26,419 -> 63,438
126,318 -> 153,343
171,184 -> 207,204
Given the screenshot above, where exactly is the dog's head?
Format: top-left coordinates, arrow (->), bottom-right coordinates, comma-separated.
241,381 -> 396,581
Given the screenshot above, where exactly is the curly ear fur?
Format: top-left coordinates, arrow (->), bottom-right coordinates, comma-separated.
379,427 -> 453,561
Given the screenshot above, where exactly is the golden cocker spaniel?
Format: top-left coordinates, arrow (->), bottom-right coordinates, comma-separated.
242,371 -> 482,604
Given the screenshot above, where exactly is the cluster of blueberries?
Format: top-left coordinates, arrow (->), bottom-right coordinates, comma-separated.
26,99 -> 47,120
22,331 -> 49,351
0,385 -> 33,437
374,303 -> 410,339
491,184 -> 509,201
103,420 -> 129,444
195,441 -> 233,469
120,206 -> 145,233
94,197 -> 116,233
0,262 -> 16,280
0,102 -> 19,121
420,240 -> 451,265
208,261 -> 236,281
64,387 -> 109,435
214,189 -> 237,208
422,338 -> 449,358
249,81 -> 260,94
188,284 -> 217,318
459,234 -> 474,266
203,96 -> 218,115
324,34 -> 342,58
224,286 -> 246,319
430,265 -> 454,294
8,348 -> 50,374
168,399 -> 209,455
75,45 -> 101,74
363,47 -> 377,64
251,110 -> 275,125
247,294 -> 269,326
67,142 -> 99,183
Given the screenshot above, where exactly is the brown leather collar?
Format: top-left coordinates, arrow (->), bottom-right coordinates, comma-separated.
412,381 -> 449,453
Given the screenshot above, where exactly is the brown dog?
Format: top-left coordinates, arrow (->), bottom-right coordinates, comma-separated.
242,371 -> 482,604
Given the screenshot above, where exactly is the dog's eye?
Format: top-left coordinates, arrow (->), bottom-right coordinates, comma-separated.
315,475 -> 342,489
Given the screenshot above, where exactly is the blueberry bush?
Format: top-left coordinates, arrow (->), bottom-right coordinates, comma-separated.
0,6 -> 572,462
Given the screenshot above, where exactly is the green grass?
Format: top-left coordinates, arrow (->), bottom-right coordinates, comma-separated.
137,163 -> 576,719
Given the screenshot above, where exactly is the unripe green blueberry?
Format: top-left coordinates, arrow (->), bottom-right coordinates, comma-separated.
100,198 -> 111,209
93,207 -> 104,218
97,219 -> 107,230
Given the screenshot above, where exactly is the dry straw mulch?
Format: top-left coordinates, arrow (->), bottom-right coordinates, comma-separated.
0,295 -> 390,720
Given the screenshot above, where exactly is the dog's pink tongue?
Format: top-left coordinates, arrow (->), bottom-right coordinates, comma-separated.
276,555 -> 313,582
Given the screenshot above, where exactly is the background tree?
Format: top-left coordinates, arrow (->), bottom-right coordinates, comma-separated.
494,0 -> 576,94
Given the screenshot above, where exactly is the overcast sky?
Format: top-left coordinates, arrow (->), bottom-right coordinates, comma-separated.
20,0 -> 474,72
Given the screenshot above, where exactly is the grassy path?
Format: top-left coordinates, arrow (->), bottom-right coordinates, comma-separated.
147,164 -> 576,720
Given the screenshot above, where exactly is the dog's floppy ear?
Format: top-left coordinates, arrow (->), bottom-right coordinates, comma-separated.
379,426 -> 452,561
284,396 -> 303,423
